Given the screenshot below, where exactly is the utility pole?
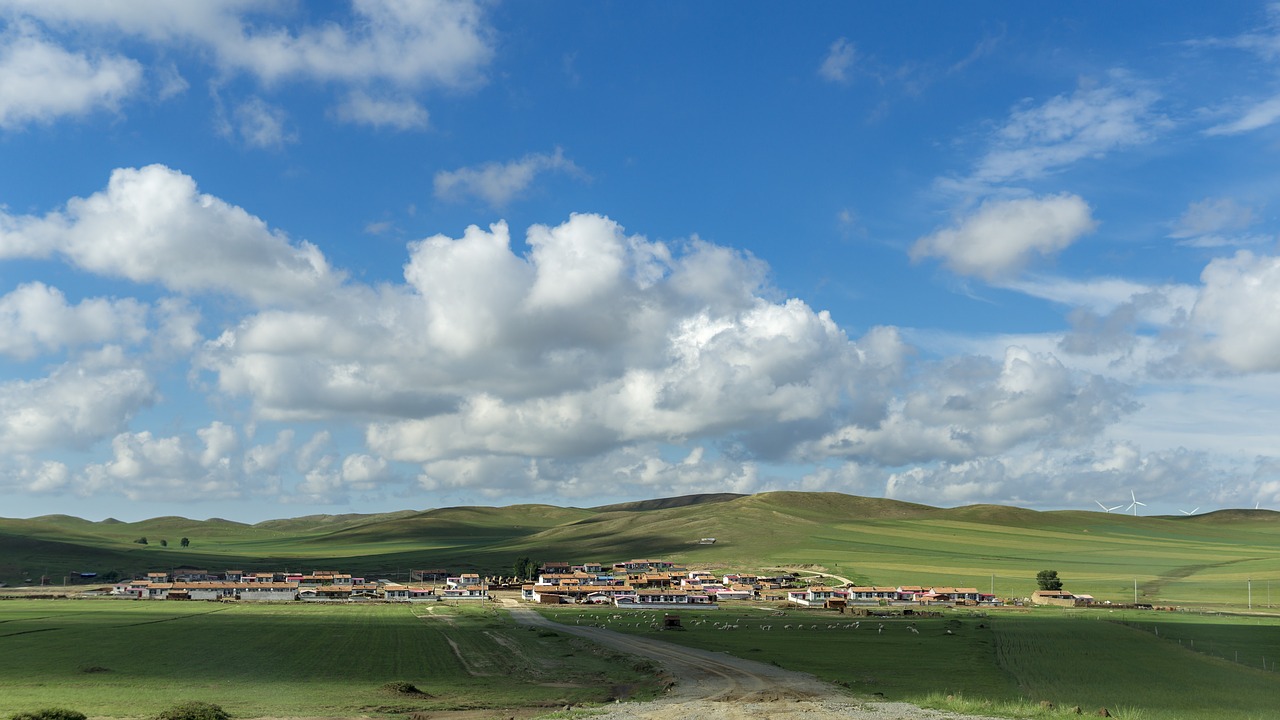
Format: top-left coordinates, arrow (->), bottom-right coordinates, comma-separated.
1248,577 -> 1252,610
1134,578 -> 1138,605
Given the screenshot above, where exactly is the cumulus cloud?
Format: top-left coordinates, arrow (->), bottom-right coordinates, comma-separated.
0,164 -> 339,305
434,148 -> 586,207
881,443 -> 1246,510
292,452 -> 398,504
911,193 -> 1098,280
0,353 -> 156,454
1184,251 -> 1280,373
0,282 -> 148,359
333,90 -> 429,130
799,346 -> 1132,466
0,24 -> 141,128
81,424 -> 243,501
819,37 -> 856,83
192,212 -> 908,482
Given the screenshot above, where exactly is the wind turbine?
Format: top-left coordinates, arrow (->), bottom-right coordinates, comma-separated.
1179,507 -> 1200,516
1095,500 -> 1122,513
1126,490 -> 1146,517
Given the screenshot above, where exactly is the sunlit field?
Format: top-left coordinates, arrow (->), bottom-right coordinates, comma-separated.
0,599 -> 661,718
536,602 -> 1280,720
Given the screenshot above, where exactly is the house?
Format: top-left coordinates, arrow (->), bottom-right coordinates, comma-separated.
931,587 -> 982,603
172,569 -> 210,582
843,586 -> 898,603
787,586 -> 837,606
707,585 -> 753,601
382,584 -> 438,602
236,582 -> 299,601
1031,590 -> 1081,607
615,589 -> 715,608
112,580 -> 150,598
440,584 -> 489,601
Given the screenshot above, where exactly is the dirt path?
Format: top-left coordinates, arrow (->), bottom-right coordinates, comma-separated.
506,606 -> 1007,720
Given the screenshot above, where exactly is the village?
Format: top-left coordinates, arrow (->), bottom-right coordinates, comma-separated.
109,558 -> 1100,609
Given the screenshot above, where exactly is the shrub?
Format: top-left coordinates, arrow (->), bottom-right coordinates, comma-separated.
154,702 -> 230,720
379,681 -> 433,697
11,709 -> 88,720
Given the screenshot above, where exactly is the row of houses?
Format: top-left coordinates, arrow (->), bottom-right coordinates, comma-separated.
786,585 -> 990,607
112,570 -> 491,602
112,559 -> 1027,609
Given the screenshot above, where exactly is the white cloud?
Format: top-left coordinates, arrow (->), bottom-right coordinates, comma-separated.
911,193 -> 1098,280
1169,196 -> 1258,242
0,164 -> 339,306
964,75 -> 1163,185
0,282 -> 148,359
434,148 -> 585,207
192,213 -> 906,470
1,0 -> 494,89
81,424 -> 244,501
292,452 -> 397,503
417,445 -> 765,501
223,96 -> 294,148
1184,251 -> 1280,373
881,443 -> 1254,511
819,37 -> 856,84
333,90 -> 428,130
799,346 -> 1131,467
0,24 -> 141,128
1206,95 -> 1280,135
0,354 -> 156,454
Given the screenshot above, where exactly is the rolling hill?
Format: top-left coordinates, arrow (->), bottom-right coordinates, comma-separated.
2,492 -> 1277,609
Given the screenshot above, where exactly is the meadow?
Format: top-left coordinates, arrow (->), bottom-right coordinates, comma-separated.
3,492 -> 1279,719
3,493 -> 1278,614
0,599 -> 662,718
537,603 -> 1280,720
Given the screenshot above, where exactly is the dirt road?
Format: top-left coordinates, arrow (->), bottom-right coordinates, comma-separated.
506,606 -> 1007,720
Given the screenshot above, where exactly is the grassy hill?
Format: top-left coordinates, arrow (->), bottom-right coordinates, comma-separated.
2,492 -> 1278,609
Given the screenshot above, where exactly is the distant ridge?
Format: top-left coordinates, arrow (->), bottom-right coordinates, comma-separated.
591,493 -> 746,513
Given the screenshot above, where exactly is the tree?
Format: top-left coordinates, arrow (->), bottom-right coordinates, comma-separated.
159,539 -> 168,547
134,537 -> 148,545
1036,569 -> 1063,591
513,556 -> 537,581
180,537 -> 190,548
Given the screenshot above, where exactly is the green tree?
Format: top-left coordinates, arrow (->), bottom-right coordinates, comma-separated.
159,539 -> 168,547
180,537 -> 190,548
134,537 -> 148,545
1036,569 -> 1063,591
513,556 -> 538,580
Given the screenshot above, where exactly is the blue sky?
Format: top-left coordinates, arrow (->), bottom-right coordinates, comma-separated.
2,1 -> 1280,521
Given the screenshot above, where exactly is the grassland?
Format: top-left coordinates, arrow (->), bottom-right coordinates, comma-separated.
3,492 -> 1276,613
536,603 -> 1280,720
0,599 -> 661,718
3,491 -> 1280,719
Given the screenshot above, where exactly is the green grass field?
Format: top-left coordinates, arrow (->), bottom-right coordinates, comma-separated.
536,603 -> 1280,720
0,599 -> 661,718
3,492 -> 1280,719
4,493 -> 1278,614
